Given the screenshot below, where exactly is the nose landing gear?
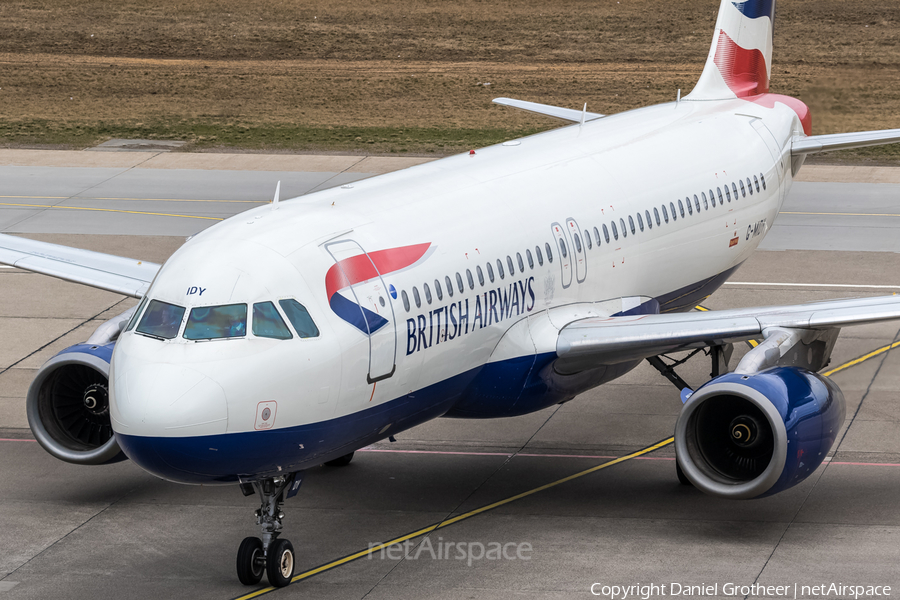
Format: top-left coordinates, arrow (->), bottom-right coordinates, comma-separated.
236,473 -> 302,588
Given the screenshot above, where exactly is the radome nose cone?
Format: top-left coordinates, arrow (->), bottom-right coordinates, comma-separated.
111,361 -> 228,437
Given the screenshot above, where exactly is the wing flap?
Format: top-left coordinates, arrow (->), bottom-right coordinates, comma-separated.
0,233 -> 160,298
792,128 -> 900,155
493,97 -> 604,123
556,295 -> 900,372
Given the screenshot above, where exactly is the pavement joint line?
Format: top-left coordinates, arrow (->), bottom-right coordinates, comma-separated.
780,211 -> 900,217
725,281 -> 900,289
231,437 -> 674,600
0,201 -> 223,221
1,195 -> 264,204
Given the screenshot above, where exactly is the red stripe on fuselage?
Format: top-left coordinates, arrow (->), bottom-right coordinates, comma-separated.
325,243 -> 431,299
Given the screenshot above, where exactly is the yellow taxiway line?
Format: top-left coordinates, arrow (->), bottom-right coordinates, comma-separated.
0,201 -> 224,221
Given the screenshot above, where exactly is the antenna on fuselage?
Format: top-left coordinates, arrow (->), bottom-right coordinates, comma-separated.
271,181 -> 281,210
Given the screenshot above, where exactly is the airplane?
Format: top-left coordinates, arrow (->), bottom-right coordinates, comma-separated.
2,0 -> 900,589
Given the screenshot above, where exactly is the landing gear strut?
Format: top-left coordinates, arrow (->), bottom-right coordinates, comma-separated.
647,344 -> 734,487
236,473 -> 302,587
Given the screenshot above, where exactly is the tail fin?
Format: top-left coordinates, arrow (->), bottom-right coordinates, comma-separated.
687,0 -> 775,100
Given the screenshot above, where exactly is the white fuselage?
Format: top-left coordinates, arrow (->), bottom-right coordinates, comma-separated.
109,95 -> 804,484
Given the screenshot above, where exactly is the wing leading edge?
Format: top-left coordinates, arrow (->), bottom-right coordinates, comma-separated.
0,233 -> 160,298
555,295 -> 900,373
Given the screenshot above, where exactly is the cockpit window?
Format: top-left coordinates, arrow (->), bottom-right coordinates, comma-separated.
125,296 -> 148,332
184,303 -> 247,340
252,302 -> 292,340
279,299 -> 320,338
136,300 -> 185,340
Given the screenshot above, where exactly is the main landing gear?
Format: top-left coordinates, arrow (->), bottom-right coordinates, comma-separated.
236,473 -> 303,588
647,344 -> 734,487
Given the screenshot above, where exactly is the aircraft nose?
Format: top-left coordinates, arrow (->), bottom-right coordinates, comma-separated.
110,359 -> 228,438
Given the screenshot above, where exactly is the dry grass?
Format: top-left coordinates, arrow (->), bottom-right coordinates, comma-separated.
0,0 -> 898,158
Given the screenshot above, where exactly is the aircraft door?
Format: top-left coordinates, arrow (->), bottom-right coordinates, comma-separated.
550,222 -> 573,289
565,218 -> 587,284
325,240 -> 397,383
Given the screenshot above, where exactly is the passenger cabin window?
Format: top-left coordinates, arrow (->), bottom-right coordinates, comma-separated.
279,299 -> 319,338
467,269 -> 475,289
662,205 -> 669,223
761,173 -> 767,190
413,286 -> 422,308
670,202 -> 678,221
685,197 -> 693,215
593,227 -> 601,246
583,230 -> 591,250
620,218 -> 627,238
486,262 -> 495,282
559,238 -> 568,258
402,290 -> 410,312
252,302 -> 292,340
739,179 -> 746,197
508,255 -> 516,274
653,207 -> 660,226
536,246 -> 544,266
496,259 -> 505,279
637,212 -> 645,231
184,303 -> 247,340
456,272 -> 464,293
645,210 -> 652,229
732,182 -> 739,199
526,249 -> 534,269
517,252 -> 525,271
573,233 -> 582,253
476,266 -> 485,286
126,296 -> 148,332
702,192 -> 709,210
136,300 -> 185,340
602,223 -> 610,243
694,195 -> 701,213
678,198 -> 685,217
545,243 -> 553,263
628,215 -> 635,234
445,276 -> 454,298
754,175 -> 761,192
746,177 -> 753,195
724,186 -> 732,202
435,279 -> 443,301
717,187 -> 723,205
611,221 -> 619,240
424,283 -> 432,304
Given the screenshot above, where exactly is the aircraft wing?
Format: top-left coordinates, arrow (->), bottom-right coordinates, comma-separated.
493,97 -> 604,123
792,128 -> 900,155
0,233 -> 160,298
555,295 -> 900,372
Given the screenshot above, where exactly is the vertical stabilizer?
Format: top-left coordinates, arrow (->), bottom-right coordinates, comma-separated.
687,0 -> 775,100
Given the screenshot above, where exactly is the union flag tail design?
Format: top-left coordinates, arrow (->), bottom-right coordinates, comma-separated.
687,0 -> 775,100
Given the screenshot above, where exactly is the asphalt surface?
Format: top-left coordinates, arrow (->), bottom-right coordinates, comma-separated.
1,152 -> 899,599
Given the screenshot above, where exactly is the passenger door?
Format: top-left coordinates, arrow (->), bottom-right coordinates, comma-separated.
325,240 -> 397,383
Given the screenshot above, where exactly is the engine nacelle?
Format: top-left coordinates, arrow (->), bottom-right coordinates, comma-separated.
675,367 -> 845,499
27,343 -> 125,465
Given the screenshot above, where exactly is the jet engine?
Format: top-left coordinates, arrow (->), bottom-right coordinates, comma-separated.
27,342 -> 125,465
675,367 -> 845,499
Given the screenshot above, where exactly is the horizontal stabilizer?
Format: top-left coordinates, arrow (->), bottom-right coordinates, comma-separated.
0,233 -> 159,298
792,128 -> 900,155
493,97 -> 604,123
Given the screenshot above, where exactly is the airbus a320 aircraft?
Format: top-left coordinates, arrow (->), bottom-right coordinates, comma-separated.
2,0 -> 900,588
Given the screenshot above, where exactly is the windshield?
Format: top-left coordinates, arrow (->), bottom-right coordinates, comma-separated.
279,299 -> 319,338
136,300 -> 186,339
252,302 -> 292,340
183,304 -> 247,340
